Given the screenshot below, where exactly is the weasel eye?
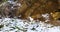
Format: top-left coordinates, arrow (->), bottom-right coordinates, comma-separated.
57,18 -> 60,20
58,9 -> 60,12
55,9 -> 60,12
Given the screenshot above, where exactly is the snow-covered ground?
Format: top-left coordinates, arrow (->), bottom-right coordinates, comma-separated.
0,18 -> 60,32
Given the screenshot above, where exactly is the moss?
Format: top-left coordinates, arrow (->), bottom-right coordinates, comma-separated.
31,27 -> 36,30
0,25 -> 4,28
0,0 -> 8,4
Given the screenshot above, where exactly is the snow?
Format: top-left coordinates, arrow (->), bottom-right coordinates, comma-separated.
0,18 -> 60,32
42,13 -> 49,19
